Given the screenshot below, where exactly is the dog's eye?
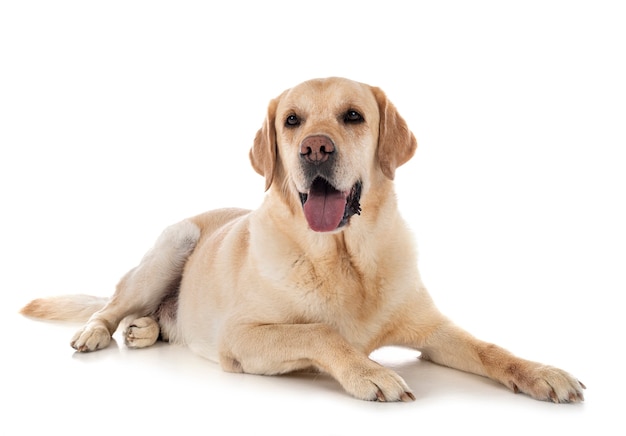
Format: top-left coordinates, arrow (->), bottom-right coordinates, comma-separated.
285,114 -> 300,127
344,110 -> 364,124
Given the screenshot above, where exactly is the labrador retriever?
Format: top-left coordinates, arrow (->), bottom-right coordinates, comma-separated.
21,77 -> 585,403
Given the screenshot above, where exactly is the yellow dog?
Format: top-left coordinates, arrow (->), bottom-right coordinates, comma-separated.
22,77 -> 584,403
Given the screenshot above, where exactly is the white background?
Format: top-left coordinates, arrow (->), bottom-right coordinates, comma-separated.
1,1 -> 624,434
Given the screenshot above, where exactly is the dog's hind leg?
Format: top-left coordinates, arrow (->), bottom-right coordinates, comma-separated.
71,220 -> 200,352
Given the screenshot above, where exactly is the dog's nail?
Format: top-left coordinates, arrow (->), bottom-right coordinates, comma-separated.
401,392 -> 415,402
549,390 -> 558,403
375,389 -> 385,402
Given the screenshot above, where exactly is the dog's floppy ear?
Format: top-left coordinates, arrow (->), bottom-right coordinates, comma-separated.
370,86 -> 417,180
250,97 -> 280,191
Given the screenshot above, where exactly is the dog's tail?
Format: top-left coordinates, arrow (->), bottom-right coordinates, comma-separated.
20,294 -> 108,322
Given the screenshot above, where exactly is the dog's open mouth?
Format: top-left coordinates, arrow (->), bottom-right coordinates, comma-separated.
298,178 -> 362,232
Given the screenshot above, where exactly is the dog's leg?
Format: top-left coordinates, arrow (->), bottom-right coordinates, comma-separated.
71,220 -> 200,352
219,323 -> 415,402
404,314 -> 585,403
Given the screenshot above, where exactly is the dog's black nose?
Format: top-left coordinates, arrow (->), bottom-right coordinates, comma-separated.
300,135 -> 335,165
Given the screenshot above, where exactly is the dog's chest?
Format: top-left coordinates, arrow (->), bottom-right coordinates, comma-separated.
251,230 -> 405,347
286,252 -> 386,327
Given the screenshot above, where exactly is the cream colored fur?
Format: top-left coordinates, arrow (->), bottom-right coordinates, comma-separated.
21,77 -> 584,403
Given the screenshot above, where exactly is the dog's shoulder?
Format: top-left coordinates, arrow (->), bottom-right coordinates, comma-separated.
189,208 -> 251,235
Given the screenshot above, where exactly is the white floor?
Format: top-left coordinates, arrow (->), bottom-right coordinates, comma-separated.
4,309 -> 613,436
2,2 -> 625,435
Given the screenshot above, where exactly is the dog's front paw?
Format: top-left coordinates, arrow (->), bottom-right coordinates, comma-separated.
124,316 -> 160,349
507,364 -> 585,403
70,322 -> 112,352
339,362 -> 415,402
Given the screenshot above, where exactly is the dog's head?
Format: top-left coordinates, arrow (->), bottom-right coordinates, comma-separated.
250,77 -> 417,233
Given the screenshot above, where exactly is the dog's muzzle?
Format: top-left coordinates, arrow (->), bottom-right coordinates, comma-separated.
297,135 -> 362,232
298,178 -> 362,232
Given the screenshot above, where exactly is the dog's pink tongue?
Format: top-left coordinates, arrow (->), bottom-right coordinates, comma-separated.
303,180 -> 348,232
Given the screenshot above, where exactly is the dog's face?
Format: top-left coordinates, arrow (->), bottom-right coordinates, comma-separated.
251,77 -> 417,233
